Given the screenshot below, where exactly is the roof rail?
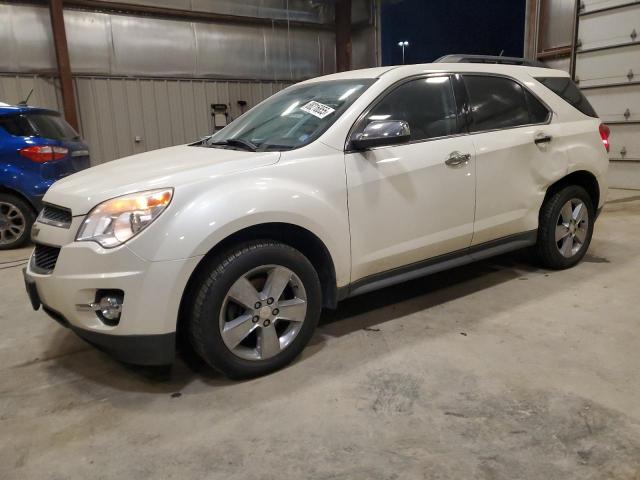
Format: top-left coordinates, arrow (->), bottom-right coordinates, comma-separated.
435,54 -> 548,68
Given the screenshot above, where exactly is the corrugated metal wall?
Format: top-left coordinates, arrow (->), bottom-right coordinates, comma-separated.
74,77 -> 291,164
0,74 -> 62,111
0,1 -> 378,164
0,2 -> 376,80
0,3 -> 339,80
0,74 -> 291,164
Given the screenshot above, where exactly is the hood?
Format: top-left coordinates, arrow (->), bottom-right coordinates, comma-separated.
43,144 -> 280,215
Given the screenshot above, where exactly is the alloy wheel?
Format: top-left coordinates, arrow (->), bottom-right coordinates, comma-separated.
219,265 -> 308,361
0,202 -> 26,246
555,198 -> 589,258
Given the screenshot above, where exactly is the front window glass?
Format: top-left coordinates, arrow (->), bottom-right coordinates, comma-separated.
205,79 -> 375,151
360,76 -> 459,141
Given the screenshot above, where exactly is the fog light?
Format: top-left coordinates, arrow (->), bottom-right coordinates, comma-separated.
90,290 -> 124,326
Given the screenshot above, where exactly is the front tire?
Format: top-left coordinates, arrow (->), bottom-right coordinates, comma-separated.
186,241 -> 322,379
533,185 -> 594,269
0,193 -> 34,250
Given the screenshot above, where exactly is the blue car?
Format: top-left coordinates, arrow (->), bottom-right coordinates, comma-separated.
0,104 -> 90,249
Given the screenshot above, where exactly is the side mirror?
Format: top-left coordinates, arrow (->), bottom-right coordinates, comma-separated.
351,120 -> 411,150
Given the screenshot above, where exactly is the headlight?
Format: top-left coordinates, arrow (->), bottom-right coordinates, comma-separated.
76,188 -> 173,248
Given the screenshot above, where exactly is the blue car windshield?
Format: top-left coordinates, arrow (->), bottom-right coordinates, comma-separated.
205,79 -> 375,152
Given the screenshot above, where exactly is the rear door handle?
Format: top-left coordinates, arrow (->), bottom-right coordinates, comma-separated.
445,151 -> 471,167
534,134 -> 553,145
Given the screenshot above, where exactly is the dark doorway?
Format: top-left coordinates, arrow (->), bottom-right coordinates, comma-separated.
381,0 -> 527,66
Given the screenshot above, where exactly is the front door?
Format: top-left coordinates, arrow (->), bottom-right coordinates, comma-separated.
345,75 -> 476,282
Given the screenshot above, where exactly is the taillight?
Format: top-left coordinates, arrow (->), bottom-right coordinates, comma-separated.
19,146 -> 69,163
599,123 -> 610,153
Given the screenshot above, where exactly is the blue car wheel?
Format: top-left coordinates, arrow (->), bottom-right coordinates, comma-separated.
0,193 -> 35,249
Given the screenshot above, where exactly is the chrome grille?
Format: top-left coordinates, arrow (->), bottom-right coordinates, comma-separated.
40,204 -> 72,229
32,244 -> 61,273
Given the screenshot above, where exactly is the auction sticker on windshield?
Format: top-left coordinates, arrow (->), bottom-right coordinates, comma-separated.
300,101 -> 335,119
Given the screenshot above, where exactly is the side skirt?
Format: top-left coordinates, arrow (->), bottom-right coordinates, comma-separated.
339,230 -> 537,300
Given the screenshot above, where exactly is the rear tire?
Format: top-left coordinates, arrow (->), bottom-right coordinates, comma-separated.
0,193 -> 34,250
533,185 -> 594,269
186,241 -> 322,379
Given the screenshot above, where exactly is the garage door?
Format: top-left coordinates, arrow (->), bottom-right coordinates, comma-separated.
575,0 -> 640,188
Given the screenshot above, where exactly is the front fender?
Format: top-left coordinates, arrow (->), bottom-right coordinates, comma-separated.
126,152 -> 351,287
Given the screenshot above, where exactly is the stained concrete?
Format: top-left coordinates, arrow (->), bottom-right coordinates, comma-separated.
1,189 -> 640,479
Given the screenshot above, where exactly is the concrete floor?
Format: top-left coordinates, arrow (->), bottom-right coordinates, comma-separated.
2,189 -> 640,480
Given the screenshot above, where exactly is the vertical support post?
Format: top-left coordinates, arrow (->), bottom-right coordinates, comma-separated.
374,0 -> 382,67
569,0 -> 580,80
523,0 -> 540,60
335,0 -> 352,72
49,0 -> 79,131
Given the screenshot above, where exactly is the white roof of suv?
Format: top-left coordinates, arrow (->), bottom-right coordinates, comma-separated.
303,62 -> 570,84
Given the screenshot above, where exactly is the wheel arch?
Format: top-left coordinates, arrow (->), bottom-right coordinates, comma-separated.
0,185 -> 38,213
543,170 -> 601,212
177,222 -> 339,344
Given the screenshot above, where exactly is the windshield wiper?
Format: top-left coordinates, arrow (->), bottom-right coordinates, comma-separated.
258,144 -> 296,151
208,138 -> 258,152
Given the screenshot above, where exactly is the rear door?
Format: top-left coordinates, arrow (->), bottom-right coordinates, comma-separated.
462,74 -> 560,245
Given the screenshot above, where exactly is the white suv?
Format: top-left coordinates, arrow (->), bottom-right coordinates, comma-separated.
24,56 -> 610,378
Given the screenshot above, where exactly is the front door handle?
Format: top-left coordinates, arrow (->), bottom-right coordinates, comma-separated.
445,151 -> 471,168
534,133 -> 553,145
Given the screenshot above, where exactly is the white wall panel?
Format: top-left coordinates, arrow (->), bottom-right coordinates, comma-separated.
576,1 -> 640,188
581,0 -> 638,14
578,4 -> 639,51
607,123 -> 640,161
584,85 -> 640,122
576,45 -> 640,87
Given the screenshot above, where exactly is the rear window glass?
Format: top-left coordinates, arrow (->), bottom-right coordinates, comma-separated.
464,75 -> 532,132
26,112 -> 79,140
0,112 -> 79,140
535,77 -> 598,118
0,115 -> 32,136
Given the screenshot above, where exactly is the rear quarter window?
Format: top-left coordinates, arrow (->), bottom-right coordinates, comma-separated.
535,77 -> 598,118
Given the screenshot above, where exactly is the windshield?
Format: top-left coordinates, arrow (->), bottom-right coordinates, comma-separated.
205,79 -> 375,151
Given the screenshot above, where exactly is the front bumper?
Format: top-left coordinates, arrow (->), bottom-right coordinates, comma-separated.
25,280 -> 175,365
24,220 -> 202,365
